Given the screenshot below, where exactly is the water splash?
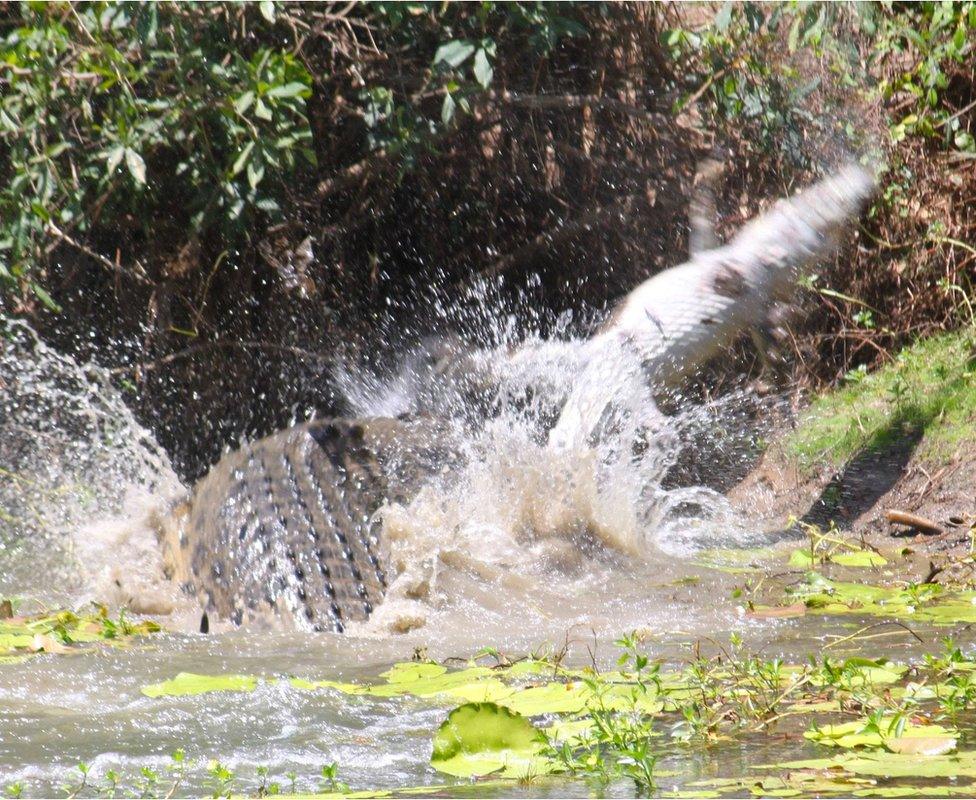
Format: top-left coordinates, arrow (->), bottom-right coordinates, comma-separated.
0,318 -> 187,615
334,320 -> 776,636
1,297 -> 776,640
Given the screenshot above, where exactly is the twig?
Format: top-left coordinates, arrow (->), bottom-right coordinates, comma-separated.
497,90 -> 674,129
886,509 -> 944,536
46,222 -> 151,286
473,194 -> 641,282
936,97 -> 976,129
923,561 -> 945,584
108,339 -> 334,376
823,620 -> 925,651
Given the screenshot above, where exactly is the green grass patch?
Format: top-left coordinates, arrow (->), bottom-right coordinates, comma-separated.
784,330 -> 976,469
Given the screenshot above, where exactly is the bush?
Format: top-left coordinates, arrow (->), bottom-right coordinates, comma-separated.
1,2 -> 973,476
1,2 -> 313,307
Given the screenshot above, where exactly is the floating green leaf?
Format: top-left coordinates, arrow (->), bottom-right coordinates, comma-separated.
142,672 -> 258,698
789,548 -> 888,568
430,702 -> 550,778
770,573 -> 976,625
806,718 -> 957,754
766,751 -> 976,779
832,550 -> 888,568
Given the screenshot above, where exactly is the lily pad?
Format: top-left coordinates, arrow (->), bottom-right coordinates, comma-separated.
141,672 -> 258,697
765,751 -> 976,779
430,702 -> 551,778
805,718 -> 957,753
789,548 -> 888,568
832,550 -> 888,568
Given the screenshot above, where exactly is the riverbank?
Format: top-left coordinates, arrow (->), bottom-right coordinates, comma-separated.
732,329 -> 976,567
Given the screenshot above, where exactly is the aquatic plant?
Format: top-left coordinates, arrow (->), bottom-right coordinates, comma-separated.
0,601 -> 160,660
549,633 -> 662,794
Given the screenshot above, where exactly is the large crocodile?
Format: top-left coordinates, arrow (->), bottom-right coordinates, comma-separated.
163,164 -> 876,632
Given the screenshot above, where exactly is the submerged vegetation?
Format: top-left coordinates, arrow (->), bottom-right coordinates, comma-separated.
40,630 -> 976,796
6,544 -> 974,798
0,602 -> 159,661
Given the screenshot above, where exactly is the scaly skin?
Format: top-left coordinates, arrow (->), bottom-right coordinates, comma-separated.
173,164 -> 875,632
548,163 -> 877,450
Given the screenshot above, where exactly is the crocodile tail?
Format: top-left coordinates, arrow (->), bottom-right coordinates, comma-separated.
726,162 -> 877,292
548,163 -> 877,451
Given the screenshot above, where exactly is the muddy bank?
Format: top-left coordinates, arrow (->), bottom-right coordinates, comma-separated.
732,444 -> 974,556
730,330 -> 976,567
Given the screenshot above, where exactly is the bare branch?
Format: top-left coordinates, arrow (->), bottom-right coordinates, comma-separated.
46,222 -> 152,286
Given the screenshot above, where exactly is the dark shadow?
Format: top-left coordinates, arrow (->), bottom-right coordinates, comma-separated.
796,410 -> 925,531
792,360 -> 974,533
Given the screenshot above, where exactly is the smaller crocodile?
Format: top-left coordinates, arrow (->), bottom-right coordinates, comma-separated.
167,163 -> 876,632
548,163 -> 875,449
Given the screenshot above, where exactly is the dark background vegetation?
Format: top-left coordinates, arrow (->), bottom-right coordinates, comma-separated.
1,1 -> 974,480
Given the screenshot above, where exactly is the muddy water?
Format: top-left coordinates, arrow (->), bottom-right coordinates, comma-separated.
0,319 -> 955,796
0,583 -> 959,796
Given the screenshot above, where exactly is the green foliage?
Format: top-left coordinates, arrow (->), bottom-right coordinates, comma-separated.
0,1 -> 592,308
872,2 -> 976,150
0,2 -> 312,303
805,715 -> 957,755
0,601 -> 160,659
666,2 -> 974,165
783,330 -> 976,467
317,763 -> 347,795
551,633 -> 661,794
360,3 -> 585,146
665,3 -> 862,167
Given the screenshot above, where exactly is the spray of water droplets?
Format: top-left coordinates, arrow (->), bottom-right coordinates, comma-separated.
0,318 -> 187,615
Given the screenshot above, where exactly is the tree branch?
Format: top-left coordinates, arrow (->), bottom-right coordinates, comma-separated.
474,193 -> 641,282
46,222 -> 152,286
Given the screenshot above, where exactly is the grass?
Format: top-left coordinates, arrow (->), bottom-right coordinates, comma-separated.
784,330 -> 976,469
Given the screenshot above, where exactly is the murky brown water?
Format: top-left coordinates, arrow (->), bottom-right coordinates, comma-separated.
0,580 -> 962,797
2,318 -> 964,797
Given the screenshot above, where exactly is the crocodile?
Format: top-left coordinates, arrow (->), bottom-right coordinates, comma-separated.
164,164 -> 876,632
160,417 -> 455,631
549,163 -> 875,449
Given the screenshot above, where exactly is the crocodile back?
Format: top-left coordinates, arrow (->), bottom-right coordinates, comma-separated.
164,417 -> 446,631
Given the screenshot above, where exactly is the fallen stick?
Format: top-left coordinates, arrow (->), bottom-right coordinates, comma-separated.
885,509 -> 944,536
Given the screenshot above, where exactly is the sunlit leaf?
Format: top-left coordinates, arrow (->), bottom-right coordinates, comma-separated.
231,141 -> 255,177
473,48 -> 493,88
124,148 -> 146,184
31,282 -> 62,313
433,39 -> 475,68
267,82 -> 310,100
831,550 -> 887,568
234,90 -> 255,115
430,702 -> 550,778
441,92 -> 456,125
805,719 -> 957,754
105,145 -> 125,173
141,672 -> 258,697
